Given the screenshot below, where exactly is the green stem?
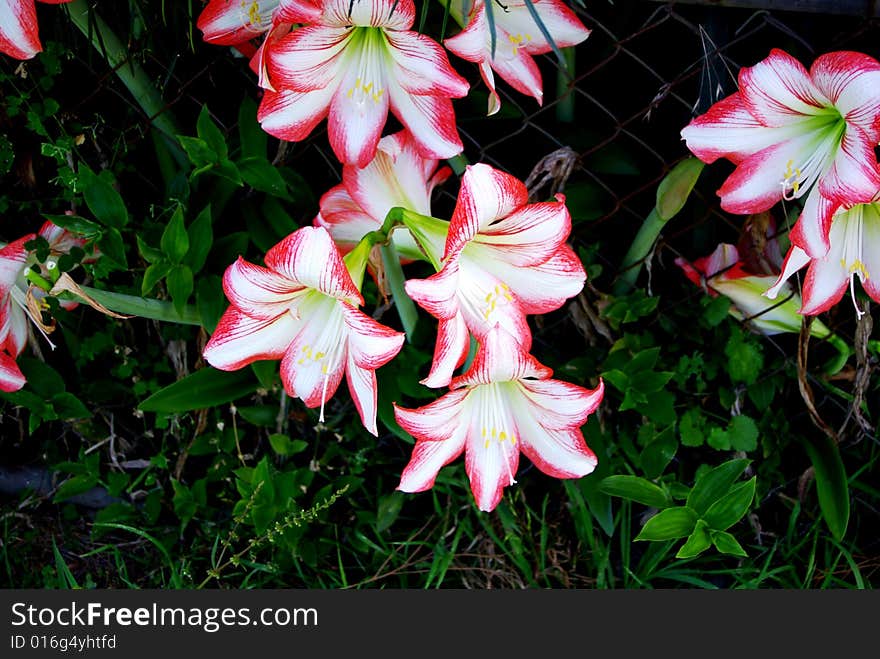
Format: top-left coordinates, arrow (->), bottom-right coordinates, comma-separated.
64,0 -> 187,168
612,207 -> 667,296
822,333 -> 853,376
380,243 -> 419,343
555,48 -> 576,124
77,286 -> 202,325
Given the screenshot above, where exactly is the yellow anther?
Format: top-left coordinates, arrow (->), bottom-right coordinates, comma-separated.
484,439 -> 491,448
499,431 -> 508,441
315,351 -> 325,360
247,1 -> 262,26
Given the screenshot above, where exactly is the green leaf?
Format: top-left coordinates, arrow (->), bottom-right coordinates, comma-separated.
375,491 -> 405,533
728,415 -> 759,452
268,434 -> 308,457
655,157 -> 704,221
711,530 -> 748,557
635,506 -> 698,541
639,425 -> 677,479
679,408 -> 705,448
42,213 -> 102,237
97,227 -> 128,268
238,95 -> 268,160
803,434 -> 850,541
18,357 -> 65,398
161,206 -> 190,264
138,367 -> 259,413
703,477 -> 756,530
79,164 -> 128,228
250,360 -> 278,390
724,331 -> 763,385
196,275 -> 226,333
137,235 -> 166,264
687,458 -> 751,516
53,473 -> 99,503
177,135 -> 217,168
50,392 -> 91,420
142,261 -> 172,296
197,104 -> 228,160
676,520 -> 712,559
598,475 -> 672,508
238,157 -> 291,199
184,205 -> 213,274
166,264 -> 194,316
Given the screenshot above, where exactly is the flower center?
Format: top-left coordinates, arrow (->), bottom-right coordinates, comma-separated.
473,382 -> 518,485
344,28 -> 387,106
292,292 -> 347,421
836,201 -> 879,318
779,112 -> 845,201
240,0 -> 277,30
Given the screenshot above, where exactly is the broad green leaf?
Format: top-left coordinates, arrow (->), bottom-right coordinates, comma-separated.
196,104 -> 228,160
599,475 -> 672,508
268,434 -> 308,457
97,226 -> 128,268
728,415 -> 759,452
676,520 -> 712,559
375,491 -> 405,533
639,425 -> 677,479
142,261 -> 172,296
138,367 -> 258,413
239,156 -> 291,199
703,477 -> 756,530
42,213 -> 101,237
50,392 -> 91,420
79,164 -> 129,228
803,434 -> 850,541
177,135 -> 217,168
711,530 -> 748,557
18,357 -> 65,398
251,360 -> 278,389
197,275 -> 226,333
635,506 -> 697,541
237,405 -> 277,427
687,458 -> 751,516
238,95 -> 268,160
724,331 -> 763,385
655,157 -> 704,221
53,473 -> 99,503
679,408 -> 705,447
137,235 -> 166,264
166,264 -> 194,316
185,205 -> 213,274
161,206 -> 190,264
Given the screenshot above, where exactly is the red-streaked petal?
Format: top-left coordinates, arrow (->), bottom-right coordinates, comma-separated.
453,325 -> 549,388
799,253 -> 848,315
327,65 -> 390,167
420,313 -> 470,389
397,430 -> 467,493
818,125 -> 880,205
257,85 -> 335,143
488,49 -> 543,104
517,427 -> 597,479
394,388 -> 470,443
405,259 -> 461,320
444,6 -> 486,62
0,350 -> 25,392
276,0 -> 322,23
197,0 -> 278,46
0,235 -> 32,297
789,188 -> 839,258
476,243 -> 585,315
810,50 -> 880,141
203,307 -> 297,370
322,0 -> 415,29
385,30 -> 469,97
345,360 -> 381,435
454,258 -> 532,345
471,195 -> 571,266
0,303 -> 27,357
0,0 -> 40,60
264,226 -> 362,304
314,184 -> 379,253
764,245 -> 810,301
464,415 -> 519,512
860,209 -> 880,302
267,25 -> 350,92
517,377 -> 604,429
446,163 -> 528,256
497,0 -> 591,54
341,303 -> 404,370
387,85 -> 464,161
738,48 -> 829,126
222,257 -> 303,320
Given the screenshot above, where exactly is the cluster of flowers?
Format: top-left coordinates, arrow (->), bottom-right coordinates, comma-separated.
0,221 -> 92,392
192,0 -> 601,510
678,48 -> 880,323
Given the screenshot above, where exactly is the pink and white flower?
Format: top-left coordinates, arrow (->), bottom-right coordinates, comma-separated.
258,0 -> 469,166
314,129 -> 451,262
405,163 -> 586,388
765,191 -> 880,317
0,236 -> 35,391
444,0 -> 590,115
196,0 -> 320,47
202,225 -> 404,435
394,326 -> 602,512
0,0 -> 72,60
676,242 -> 830,338
681,49 -> 880,258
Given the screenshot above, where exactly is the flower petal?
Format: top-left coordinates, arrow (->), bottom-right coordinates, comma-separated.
203,307 -> 298,370
810,50 -> 880,141
0,0 -> 41,60
222,257 -> 303,320
257,85 -> 336,143
341,303 -> 404,370
314,184 -> 378,254
818,125 -> 880,205
799,253 -> 848,315
275,0 -> 322,23
197,0 -> 278,46
397,430 -> 468,493
267,25 -> 350,92
517,427 -> 597,479
495,0 -> 591,54
322,0 -> 415,29
345,360 -> 381,435
387,83 -> 464,160
517,377 -> 604,429
764,245 -> 810,300
264,226 -> 362,304
0,350 -> 25,393
327,59 -> 391,167
420,312 -> 470,389
453,325 -> 549,388
394,388 -> 470,443
385,30 -> 469,97
789,187 -> 839,258
0,236 -> 32,299
405,259 -> 461,320
738,48 -> 829,127
464,410 -> 519,512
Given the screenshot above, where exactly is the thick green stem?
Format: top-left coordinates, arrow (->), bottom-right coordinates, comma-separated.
77,286 -> 202,325
64,0 -> 187,168
613,207 -> 667,296
380,243 -> 419,342
555,47 -> 576,123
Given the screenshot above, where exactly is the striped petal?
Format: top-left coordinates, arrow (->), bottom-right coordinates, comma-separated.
264,226 -> 362,304
341,303 -> 404,370
0,350 -> 25,393
387,84 -> 464,160
799,252 -> 848,315
516,426 -> 597,479
789,187 -> 839,258
453,325 -> 549,388
203,306 -> 298,371
314,184 -> 379,254
197,0 -> 279,46
322,0 -> 415,30
419,312 -> 470,389
267,25 -> 350,92
517,377 -> 604,429
257,85 -> 336,143
818,125 -> 880,205
394,388 -> 470,443
494,0 -> 591,55
222,257 -> 303,320
810,50 -> 880,141
0,0 -> 40,60
385,30 -> 469,97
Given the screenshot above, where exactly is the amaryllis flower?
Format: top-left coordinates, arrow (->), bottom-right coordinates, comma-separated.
765,192 -> 880,317
444,0 -> 590,115
259,0 -> 469,166
680,49 -> 880,258
394,326 -> 603,512
676,242 -> 830,338
0,0 -> 72,60
0,236 -> 33,391
314,130 -> 451,262
202,226 -> 404,435
405,163 -> 586,388
196,0 -> 320,47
